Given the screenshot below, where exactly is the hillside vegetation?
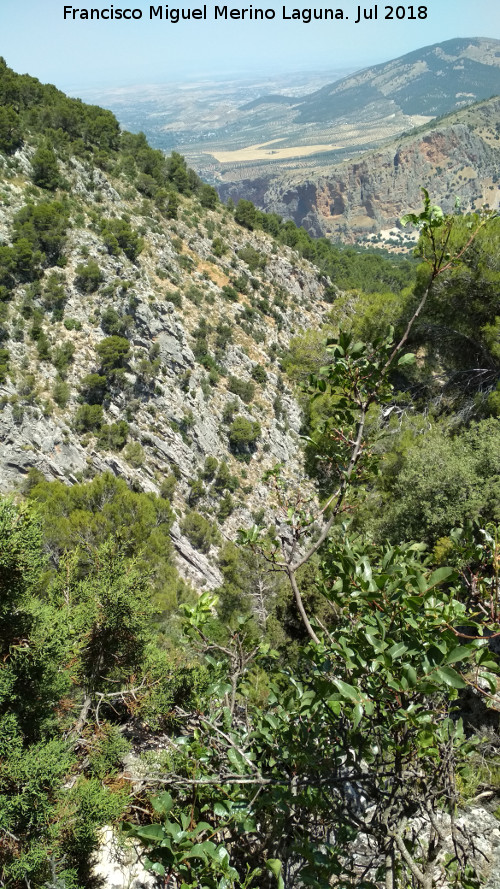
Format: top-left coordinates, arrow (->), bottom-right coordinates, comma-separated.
0,59 -> 500,889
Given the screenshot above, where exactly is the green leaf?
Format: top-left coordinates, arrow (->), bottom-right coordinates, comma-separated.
397,352 -> 416,367
151,791 -> 173,815
434,666 -> 466,689
183,844 -> 208,864
134,824 -> 165,843
352,702 -> 364,729
426,567 -> 454,589
190,821 -> 212,838
445,645 -> 474,665
266,859 -> 285,889
479,671 -> 498,694
387,642 -> 408,661
146,861 -> 165,877
333,679 -> 360,702
213,801 -> 231,817
227,747 -> 246,772
402,663 -> 417,687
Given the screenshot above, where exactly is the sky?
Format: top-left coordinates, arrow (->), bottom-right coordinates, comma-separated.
1,0 -> 500,92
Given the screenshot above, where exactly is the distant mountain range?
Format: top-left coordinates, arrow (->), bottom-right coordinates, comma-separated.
211,38 -> 500,243
244,37 -> 500,123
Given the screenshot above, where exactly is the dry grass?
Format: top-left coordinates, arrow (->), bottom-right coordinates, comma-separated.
209,139 -> 340,164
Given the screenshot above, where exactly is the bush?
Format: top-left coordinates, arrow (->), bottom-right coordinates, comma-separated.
13,200 -> 69,269
188,478 -> 205,505
181,511 -> 219,553
228,416 -> 261,453
165,289 -> 182,308
74,403 -> 103,432
251,363 -> 267,385
202,456 -> 218,480
0,105 -> 22,154
0,347 -> 9,383
375,418 -> 500,544
123,441 -> 145,467
212,461 -> 239,494
238,245 -> 266,272
52,341 -> 75,375
222,284 -> 239,302
96,336 -> 130,376
160,474 -> 177,501
101,218 -> 143,262
199,184 -> 218,209
31,143 -> 60,190
227,375 -> 255,404
75,260 -> 103,293
101,307 -> 131,337
234,199 -> 257,230
97,421 -> 129,451
80,373 -> 107,405
43,272 -> 67,318
217,492 -> 234,522
53,379 -> 71,408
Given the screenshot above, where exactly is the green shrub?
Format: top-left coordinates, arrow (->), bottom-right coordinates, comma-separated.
86,723 -> 131,780
96,336 -> 130,376
234,199 -> 257,230
101,218 -> 143,262
160,474 -> 177,501
199,184 -> 218,209
228,416 -> 261,453
202,456 -> 218,480
52,341 -> 75,375
75,260 -> 103,293
211,237 -> 226,258
251,363 -> 267,385
53,379 -> 71,408
188,478 -> 205,505
217,492 -> 234,522
101,307 -> 131,338
227,375 -> 255,404
74,403 -> 103,432
0,105 -> 22,154
123,440 -> 145,467
238,245 -> 266,272
97,420 -> 129,451
0,347 -> 9,383
222,284 -> 239,302
181,511 -> 219,553
80,373 -> 107,405
31,143 -> 60,190
43,271 -> 67,318
212,460 -> 239,494
165,289 -> 182,308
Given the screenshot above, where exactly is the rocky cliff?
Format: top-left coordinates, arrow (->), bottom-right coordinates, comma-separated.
0,144 -> 330,589
218,98 -> 500,244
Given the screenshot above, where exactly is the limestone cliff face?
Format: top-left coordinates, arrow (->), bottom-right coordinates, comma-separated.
219,100 -> 500,243
0,147 -> 329,589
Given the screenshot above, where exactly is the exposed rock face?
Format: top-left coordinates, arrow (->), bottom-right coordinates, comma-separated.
0,145 -> 329,589
219,99 -> 500,243
93,828 -> 156,889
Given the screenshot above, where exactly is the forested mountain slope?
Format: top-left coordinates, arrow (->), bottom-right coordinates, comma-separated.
1,59 -> 500,889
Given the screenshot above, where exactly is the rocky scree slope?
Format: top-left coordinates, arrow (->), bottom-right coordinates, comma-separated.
0,145 -> 330,589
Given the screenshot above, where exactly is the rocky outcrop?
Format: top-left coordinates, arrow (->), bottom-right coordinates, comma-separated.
218,101 -> 500,243
0,145 -> 329,590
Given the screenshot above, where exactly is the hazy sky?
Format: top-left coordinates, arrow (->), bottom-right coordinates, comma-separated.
2,0 -> 500,91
